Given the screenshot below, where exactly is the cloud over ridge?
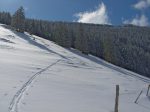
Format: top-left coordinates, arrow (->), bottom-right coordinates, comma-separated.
123,0 -> 150,26
75,2 -> 110,24
133,0 -> 150,10
123,14 -> 149,26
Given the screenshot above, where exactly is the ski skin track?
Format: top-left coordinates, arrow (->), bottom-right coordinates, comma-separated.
8,53 -> 150,112
9,59 -> 62,112
8,51 -> 150,112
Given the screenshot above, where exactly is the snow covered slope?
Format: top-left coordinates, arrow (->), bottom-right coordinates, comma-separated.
0,24 -> 150,112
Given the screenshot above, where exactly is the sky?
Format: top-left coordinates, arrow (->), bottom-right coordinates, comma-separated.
0,0 -> 150,26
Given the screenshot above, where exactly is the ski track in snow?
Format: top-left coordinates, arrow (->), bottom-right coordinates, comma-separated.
9,59 -> 62,112
97,59 -> 150,83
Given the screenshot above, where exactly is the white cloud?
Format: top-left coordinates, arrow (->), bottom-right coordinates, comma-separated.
123,14 -> 149,26
75,2 -> 110,24
133,0 -> 150,10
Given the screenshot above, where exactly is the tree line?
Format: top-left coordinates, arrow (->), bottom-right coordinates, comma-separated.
0,7 -> 150,78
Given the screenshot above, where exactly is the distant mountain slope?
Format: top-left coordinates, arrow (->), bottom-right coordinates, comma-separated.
24,20 -> 150,78
0,24 -> 150,112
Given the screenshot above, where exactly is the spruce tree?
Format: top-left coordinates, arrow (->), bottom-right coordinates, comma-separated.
0,12 -> 11,25
11,6 -> 25,32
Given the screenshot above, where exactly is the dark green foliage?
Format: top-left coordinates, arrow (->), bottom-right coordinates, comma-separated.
102,37 -> 115,63
0,12 -> 11,25
74,24 -> 89,54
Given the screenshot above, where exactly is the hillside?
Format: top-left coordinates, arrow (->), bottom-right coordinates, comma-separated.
1,10 -> 150,78
0,24 -> 150,112
24,21 -> 150,78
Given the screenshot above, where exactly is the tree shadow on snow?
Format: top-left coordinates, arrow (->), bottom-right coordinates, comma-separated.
13,31 -> 67,59
68,48 -> 150,83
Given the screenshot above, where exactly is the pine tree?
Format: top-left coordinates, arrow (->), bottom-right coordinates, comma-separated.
74,24 -> 89,54
0,12 -> 11,25
11,6 -> 25,32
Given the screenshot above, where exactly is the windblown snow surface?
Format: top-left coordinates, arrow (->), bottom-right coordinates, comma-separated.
0,24 -> 150,112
